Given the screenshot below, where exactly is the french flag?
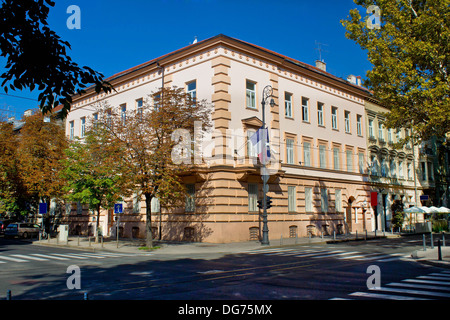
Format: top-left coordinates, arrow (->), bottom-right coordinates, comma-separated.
250,126 -> 271,164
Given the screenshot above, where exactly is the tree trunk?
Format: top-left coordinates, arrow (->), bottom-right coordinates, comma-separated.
145,193 -> 153,248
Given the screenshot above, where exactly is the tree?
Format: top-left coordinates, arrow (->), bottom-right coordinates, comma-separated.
17,111 -> 68,216
94,87 -> 212,248
341,0 -> 450,144
391,199 -> 405,231
60,131 -> 132,241
0,0 -> 113,118
0,120 -> 28,218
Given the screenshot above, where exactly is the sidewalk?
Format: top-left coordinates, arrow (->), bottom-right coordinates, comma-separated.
30,231 -> 399,256
411,245 -> 450,269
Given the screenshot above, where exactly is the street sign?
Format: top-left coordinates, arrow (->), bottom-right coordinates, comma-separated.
39,203 -> 47,214
420,195 -> 429,201
114,203 -> 123,214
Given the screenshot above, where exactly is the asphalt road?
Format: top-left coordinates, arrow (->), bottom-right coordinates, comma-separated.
0,235 -> 449,302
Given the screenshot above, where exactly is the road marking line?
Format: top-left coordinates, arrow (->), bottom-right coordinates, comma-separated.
370,286 -> 450,298
50,253 -> 88,259
349,291 -> 429,300
11,254 -> 48,261
403,279 -> 450,286
311,251 -> 357,259
388,282 -> 450,292
418,276 -> 450,282
0,255 -> 28,262
329,298 -> 353,300
376,254 -> 409,262
429,273 -> 450,278
292,251 -> 333,258
354,254 -> 393,261
31,254 -> 69,261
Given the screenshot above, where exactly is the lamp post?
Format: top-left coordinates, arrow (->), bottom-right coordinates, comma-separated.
261,85 -> 275,246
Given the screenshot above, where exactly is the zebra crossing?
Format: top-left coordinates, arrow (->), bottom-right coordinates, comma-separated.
331,271 -> 450,300
0,251 -> 153,265
243,247 -> 410,262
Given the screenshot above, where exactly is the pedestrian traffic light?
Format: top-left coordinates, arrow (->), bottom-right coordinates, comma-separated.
257,199 -> 263,209
266,196 -> 273,209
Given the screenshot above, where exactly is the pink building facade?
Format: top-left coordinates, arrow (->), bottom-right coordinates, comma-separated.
64,35 -> 374,243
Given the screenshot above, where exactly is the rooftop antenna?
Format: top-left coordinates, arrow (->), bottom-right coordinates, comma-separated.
314,41 -> 329,61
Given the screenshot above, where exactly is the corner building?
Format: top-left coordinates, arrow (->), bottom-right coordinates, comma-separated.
65,35 -> 374,243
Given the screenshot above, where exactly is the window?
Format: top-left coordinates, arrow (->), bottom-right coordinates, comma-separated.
390,159 -> 396,178
407,162 -> 413,180
286,138 -> 294,164
136,98 -> 143,117
76,201 -> 82,215
153,94 -> 161,110
378,123 -> 384,141
331,107 -> 338,129
303,142 -> 311,166
333,147 -> 340,170
285,92 -> 292,118
356,115 -> 362,136
185,184 -> 195,212
427,162 -> 434,181
317,102 -> 324,126
187,80 -> 197,101
151,197 -> 160,213
370,155 -> 379,176
396,129 -> 402,142
369,119 -> 374,138
358,152 -> 365,174
80,117 -> 85,138
344,111 -> 351,133
346,150 -> 353,172
288,186 -> 296,212
421,162 -> 427,180
92,113 -> 98,127
69,121 -> 74,140
319,145 -> 326,169
305,187 -> 312,212
246,81 -> 256,109
335,189 -> 342,212
120,104 -> 126,125
133,191 -> 141,214
381,158 -> 388,177
321,188 -> 328,213
388,128 -> 393,143
302,97 -> 309,122
399,161 -> 404,178
248,183 -> 258,212
247,129 -> 257,157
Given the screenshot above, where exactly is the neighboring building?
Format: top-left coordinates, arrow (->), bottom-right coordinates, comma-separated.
64,34 -> 375,243
364,98 -> 429,231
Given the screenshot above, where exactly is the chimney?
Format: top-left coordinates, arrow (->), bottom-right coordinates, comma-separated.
356,76 -> 362,86
315,60 -> 326,72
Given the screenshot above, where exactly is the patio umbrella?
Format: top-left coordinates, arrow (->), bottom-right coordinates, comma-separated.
428,206 -> 440,213
404,206 -> 427,213
438,207 -> 450,213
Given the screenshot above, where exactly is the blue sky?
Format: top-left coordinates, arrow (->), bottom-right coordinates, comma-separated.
0,0 -> 372,119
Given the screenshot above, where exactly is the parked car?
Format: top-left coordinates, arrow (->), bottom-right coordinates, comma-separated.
5,223 -> 40,239
0,220 -> 13,235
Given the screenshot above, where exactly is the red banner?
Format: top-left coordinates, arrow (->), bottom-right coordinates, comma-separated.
371,192 -> 378,206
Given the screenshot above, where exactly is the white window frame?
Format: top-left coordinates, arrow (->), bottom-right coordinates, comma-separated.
317,102 -> 324,126
288,186 -> 296,212
246,80 -> 256,109
248,183 -> 258,212
80,117 -> 85,138
331,107 -> 338,130
319,145 -> 326,169
302,97 -> 309,122
303,142 -> 311,166
285,92 -> 292,118
305,187 -> 312,212
344,111 -> 351,133
187,80 -> 197,101
356,115 -> 362,136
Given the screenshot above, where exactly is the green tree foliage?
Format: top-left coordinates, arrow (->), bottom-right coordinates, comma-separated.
0,0 -> 113,118
391,199 -> 405,230
341,0 -> 450,143
93,87 -> 212,247
60,130 -> 132,240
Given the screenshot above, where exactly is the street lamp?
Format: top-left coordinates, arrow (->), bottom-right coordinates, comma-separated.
261,85 -> 275,246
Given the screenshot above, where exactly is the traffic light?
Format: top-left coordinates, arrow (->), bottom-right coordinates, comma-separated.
257,199 -> 263,209
266,196 -> 273,209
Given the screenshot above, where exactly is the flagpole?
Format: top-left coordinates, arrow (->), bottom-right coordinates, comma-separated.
261,85 -> 274,246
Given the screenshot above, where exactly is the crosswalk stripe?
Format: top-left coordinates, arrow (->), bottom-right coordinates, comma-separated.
0,255 -> 28,262
292,251 -> 333,258
273,250 -> 317,256
349,291 -> 429,300
31,254 -> 69,261
429,273 -> 450,278
388,282 -> 450,292
418,276 -> 450,282
329,297 -> 353,300
403,279 -> 450,286
11,254 -> 48,261
376,254 -> 409,262
50,253 -> 88,259
370,286 -> 450,298
310,251 -> 355,259
67,253 -> 109,259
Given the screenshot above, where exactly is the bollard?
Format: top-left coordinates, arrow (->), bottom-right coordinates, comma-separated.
48,234 -> 51,244
6,290 -> 11,300
295,233 -> 298,245
280,235 -> 283,246
333,231 -> 336,241
39,232 -> 41,243
443,232 -> 446,247
438,239 -> 442,261
431,232 -> 434,249
423,234 -> 427,251
101,236 -> 104,248
356,230 -> 358,240
77,236 -> 80,246
365,230 -> 367,241
321,231 -> 324,240
308,233 -> 311,243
